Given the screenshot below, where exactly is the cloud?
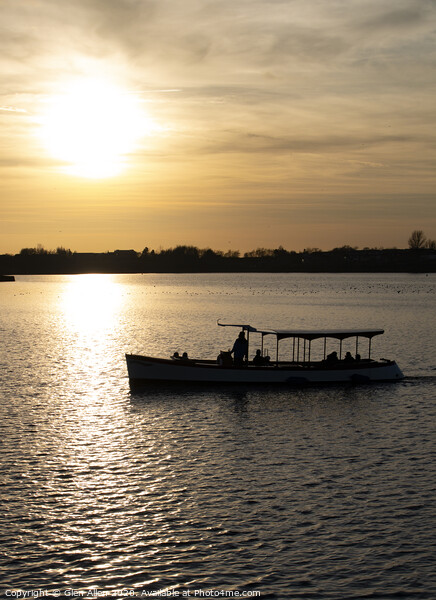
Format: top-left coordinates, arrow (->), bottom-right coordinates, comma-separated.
2,0 -> 436,91
0,106 -> 27,113
203,131 -> 416,155
358,4 -> 431,33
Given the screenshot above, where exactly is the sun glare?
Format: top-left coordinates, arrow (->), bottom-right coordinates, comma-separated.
61,274 -> 122,332
40,79 -> 157,178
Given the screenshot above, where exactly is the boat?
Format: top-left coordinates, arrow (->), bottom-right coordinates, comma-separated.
126,320 -> 404,385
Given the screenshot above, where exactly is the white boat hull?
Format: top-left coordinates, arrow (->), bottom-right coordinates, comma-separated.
126,354 -> 404,385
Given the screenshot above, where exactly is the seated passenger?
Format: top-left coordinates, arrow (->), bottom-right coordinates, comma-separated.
253,349 -> 264,365
326,351 -> 338,363
344,351 -> 355,362
217,351 -> 233,367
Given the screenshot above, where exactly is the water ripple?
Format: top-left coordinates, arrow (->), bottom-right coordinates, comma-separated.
1,274 -> 436,598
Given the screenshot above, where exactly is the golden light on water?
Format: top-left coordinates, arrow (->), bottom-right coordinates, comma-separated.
59,274 -> 125,402
39,78 -> 159,178
61,274 -> 123,333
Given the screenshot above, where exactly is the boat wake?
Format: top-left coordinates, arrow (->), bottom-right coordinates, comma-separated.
403,374 -> 436,383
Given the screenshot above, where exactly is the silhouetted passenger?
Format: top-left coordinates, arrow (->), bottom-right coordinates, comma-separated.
217,351 -> 233,366
231,331 -> 248,366
173,351 -> 190,362
253,349 -> 264,365
344,351 -> 355,362
181,351 -> 190,362
326,351 -> 338,363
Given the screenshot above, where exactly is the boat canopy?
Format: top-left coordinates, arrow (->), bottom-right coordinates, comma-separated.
217,320 -> 384,341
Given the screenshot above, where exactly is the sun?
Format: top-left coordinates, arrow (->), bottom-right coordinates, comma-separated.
40,78 -> 156,178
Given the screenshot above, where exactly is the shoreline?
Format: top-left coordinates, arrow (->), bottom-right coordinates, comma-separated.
1,247 -> 435,275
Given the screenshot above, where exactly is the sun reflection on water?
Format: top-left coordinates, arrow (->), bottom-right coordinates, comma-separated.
54,275 -> 137,533
56,274 -> 127,403
61,274 -> 123,333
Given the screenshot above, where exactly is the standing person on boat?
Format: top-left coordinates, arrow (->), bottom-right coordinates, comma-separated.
231,331 -> 248,366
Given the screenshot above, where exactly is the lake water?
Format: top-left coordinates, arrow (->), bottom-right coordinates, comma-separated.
1,273 -> 435,599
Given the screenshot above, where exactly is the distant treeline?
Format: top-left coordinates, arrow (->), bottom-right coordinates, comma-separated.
1,242 -> 436,274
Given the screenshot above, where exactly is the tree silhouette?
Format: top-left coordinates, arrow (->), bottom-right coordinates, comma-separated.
408,230 -> 427,249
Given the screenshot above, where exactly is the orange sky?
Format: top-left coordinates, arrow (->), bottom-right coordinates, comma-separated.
1,0 -> 435,254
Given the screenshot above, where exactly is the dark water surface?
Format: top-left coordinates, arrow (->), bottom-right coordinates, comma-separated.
1,273 -> 435,599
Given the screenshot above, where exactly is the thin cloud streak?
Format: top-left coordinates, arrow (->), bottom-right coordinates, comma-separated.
0,106 -> 27,113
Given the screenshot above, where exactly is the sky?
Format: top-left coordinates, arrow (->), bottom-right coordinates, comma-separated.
1,0 -> 435,254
